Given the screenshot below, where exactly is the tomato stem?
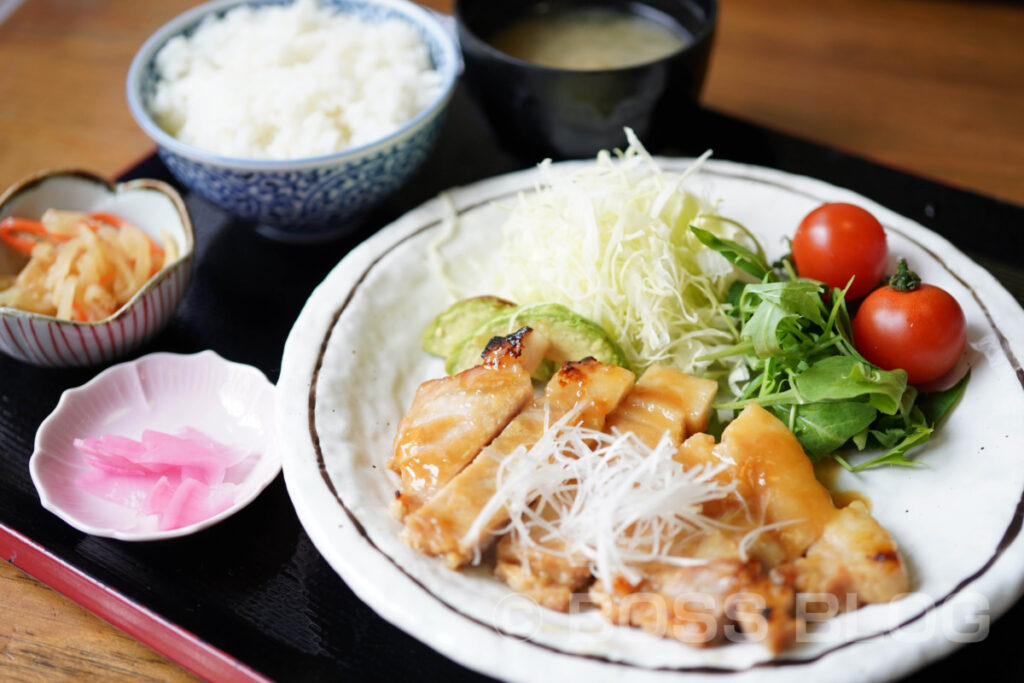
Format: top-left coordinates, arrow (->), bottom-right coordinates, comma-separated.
888,259 -> 921,292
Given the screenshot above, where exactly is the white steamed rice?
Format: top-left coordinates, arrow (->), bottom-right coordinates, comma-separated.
149,0 -> 442,160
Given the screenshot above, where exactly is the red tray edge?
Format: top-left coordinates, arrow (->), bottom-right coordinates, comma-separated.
1,522 -> 270,682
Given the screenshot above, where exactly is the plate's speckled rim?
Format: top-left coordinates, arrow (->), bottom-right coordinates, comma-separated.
277,159 -> 1024,682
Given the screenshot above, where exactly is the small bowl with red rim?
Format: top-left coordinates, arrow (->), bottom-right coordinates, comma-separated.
29,350 -> 280,541
0,169 -> 195,367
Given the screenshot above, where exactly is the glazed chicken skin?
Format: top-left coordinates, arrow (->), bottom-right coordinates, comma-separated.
789,501 -> 908,607
603,364 -> 718,448
389,327 -> 548,519
591,559 -> 799,652
402,357 -> 634,568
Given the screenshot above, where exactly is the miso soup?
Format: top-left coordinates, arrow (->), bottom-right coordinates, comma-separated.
488,7 -> 689,71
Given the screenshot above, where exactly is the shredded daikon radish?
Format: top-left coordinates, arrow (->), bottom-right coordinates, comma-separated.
0,210 -> 173,322
466,407 -> 749,587
489,130 -> 750,379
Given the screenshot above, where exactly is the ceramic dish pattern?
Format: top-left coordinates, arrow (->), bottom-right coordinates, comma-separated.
277,160 -> 1024,681
155,119 -> 443,240
0,170 -> 194,367
31,350 -> 279,541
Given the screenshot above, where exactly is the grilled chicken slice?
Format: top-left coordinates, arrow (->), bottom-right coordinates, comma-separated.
495,521 -> 592,612
590,414 -> 806,653
676,371 -> 719,438
389,328 -> 548,519
789,500 -> 909,606
604,364 -> 717,448
402,358 -> 635,568
714,403 -> 839,560
597,404 -> 908,651
497,364 -> 710,610
714,403 -> 908,603
590,559 -> 799,653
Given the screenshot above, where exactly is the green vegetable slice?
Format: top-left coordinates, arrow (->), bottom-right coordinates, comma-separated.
421,295 -> 515,357
445,303 -> 631,376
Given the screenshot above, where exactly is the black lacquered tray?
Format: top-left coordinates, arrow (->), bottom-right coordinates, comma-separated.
2,85 -> 1023,681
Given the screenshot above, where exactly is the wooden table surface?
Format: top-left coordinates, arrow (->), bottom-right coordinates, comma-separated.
1,0 -> 1022,679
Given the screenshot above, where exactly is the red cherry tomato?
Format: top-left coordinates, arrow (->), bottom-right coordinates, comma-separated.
853,260 -> 966,385
792,203 -> 888,300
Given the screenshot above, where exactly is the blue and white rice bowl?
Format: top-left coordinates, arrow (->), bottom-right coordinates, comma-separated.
127,0 -> 459,242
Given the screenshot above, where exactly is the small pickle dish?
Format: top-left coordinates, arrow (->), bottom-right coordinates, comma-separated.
0,170 -> 195,367
30,350 -> 280,541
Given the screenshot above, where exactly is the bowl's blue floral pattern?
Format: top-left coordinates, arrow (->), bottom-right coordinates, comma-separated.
157,120 -> 442,234
129,0 -> 457,241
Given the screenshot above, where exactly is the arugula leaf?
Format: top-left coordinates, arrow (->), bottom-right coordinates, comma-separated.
775,401 -> 878,460
792,356 -> 907,415
863,427 -> 905,449
917,371 -> 970,425
691,226 -> 774,281
741,280 -> 826,328
735,280 -> 834,359
726,280 -> 747,309
843,376 -> 968,471
743,297 -> 799,357
847,423 -> 933,471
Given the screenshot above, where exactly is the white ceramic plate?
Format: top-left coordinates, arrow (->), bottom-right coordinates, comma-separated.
276,160 -> 1024,681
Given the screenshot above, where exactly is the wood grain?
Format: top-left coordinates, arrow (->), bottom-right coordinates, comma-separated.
0,560 -> 201,681
704,0 -> 1024,204
1,0 -> 1022,680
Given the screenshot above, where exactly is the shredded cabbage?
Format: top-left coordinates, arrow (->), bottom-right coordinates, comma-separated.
490,130 -> 749,378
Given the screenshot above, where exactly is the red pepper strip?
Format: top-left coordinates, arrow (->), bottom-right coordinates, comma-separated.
88,211 -> 165,258
0,217 -> 71,253
72,302 -> 90,322
88,212 -> 131,229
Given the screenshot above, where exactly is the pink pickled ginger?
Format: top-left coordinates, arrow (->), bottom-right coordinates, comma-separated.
73,427 -> 253,531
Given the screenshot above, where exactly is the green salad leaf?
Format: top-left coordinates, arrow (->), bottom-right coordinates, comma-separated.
917,370 -> 971,426
775,401 -> 878,459
690,226 -> 773,281
793,356 -> 907,415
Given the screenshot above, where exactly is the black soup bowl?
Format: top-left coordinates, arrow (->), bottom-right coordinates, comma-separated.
455,0 -> 718,161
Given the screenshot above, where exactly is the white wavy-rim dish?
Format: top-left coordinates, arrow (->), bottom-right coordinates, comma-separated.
276,159 -> 1024,681
31,350 -> 280,541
